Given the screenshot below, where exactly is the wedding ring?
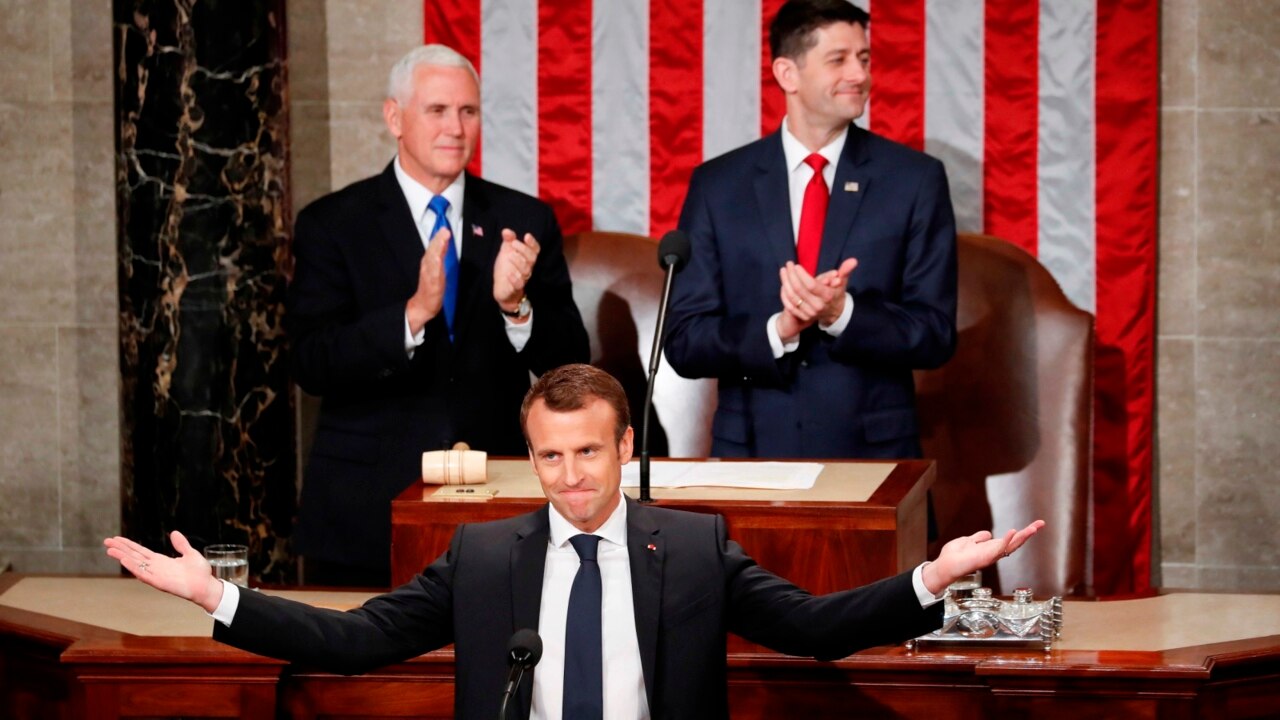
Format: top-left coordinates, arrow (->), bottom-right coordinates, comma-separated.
796,298 -> 805,308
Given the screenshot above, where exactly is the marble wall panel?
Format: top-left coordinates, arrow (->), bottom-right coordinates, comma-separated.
1157,109 -> 1196,336
2,549 -> 117,575
327,101 -> 399,189
0,102 -> 76,325
1156,339 -> 1196,564
50,0 -> 113,101
287,0 -> 330,105
58,327 -> 121,548
0,0 -> 117,573
324,0 -> 424,104
1197,0 -> 1280,108
1152,0 -> 1280,592
1195,339 -> 1280,572
290,100 -> 334,212
287,0 -> 332,212
1160,0 -> 1197,107
1199,565 -> 1280,593
1159,562 -> 1198,589
0,0 -> 50,101
1195,110 -> 1280,338
115,0 -> 297,582
0,328 -> 60,549
73,103 -> 120,326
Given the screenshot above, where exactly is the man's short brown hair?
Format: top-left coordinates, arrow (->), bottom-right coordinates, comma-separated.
770,0 -> 870,61
520,364 -> 631,444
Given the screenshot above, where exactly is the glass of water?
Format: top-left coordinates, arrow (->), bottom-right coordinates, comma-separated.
206,544 -> 250,587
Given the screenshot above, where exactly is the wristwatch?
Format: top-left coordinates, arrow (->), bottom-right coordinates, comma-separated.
501,296 -> 531,319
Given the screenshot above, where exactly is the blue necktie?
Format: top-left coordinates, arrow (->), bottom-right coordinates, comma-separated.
427,194 -> 458,341
563,534 -> 603,720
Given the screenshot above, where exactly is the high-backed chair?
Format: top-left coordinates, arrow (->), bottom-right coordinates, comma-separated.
915,233 -> 1093,596
563,231 -> 716,457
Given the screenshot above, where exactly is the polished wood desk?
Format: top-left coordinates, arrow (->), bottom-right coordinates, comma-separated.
390,458 -> 934,593
3,576 -> 1278,719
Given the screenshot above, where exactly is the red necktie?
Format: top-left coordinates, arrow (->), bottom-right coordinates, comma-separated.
796,153 -> 829,275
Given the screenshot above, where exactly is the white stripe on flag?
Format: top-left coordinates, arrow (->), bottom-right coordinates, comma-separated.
593,0 -> 650,233
481,0 -> 538,196
703,0 -> 761,160
924,0 -> 984,234
1038,0 -> 1097,311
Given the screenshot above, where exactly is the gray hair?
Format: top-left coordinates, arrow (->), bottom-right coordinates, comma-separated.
387,44 -> 480,104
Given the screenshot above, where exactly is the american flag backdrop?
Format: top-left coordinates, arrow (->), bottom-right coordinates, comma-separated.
423,0 -> 1159,595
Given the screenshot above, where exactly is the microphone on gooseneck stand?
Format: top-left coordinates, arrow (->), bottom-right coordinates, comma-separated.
640,230 -> 692,504
498,628 -> 543,720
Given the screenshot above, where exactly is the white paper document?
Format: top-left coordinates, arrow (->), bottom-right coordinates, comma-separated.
620,461 -> 823,490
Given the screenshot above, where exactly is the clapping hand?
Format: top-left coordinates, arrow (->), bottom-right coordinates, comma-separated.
493,229 -> 540,318
775,257 -> 859,340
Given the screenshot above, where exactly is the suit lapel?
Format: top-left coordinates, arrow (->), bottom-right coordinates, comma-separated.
752,133 -> 799,270
373,163 -> 427,290
625,498 -> 663,713
454,173 -> 497,347
510,506 -> 550,718
817,125 -> 872,273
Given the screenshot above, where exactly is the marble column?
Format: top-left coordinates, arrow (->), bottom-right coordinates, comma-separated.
114,0 -> 296,582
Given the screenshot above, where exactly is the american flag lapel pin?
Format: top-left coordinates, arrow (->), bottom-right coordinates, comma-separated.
471,223 -> 484,237
844,181 -> 859,193
646,543 -> 657,552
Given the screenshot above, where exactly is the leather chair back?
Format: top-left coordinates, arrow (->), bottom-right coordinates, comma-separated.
916,233 -> 1093,596
564,231 -> 716,457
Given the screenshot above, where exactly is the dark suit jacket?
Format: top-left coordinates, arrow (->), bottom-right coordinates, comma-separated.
666,126 -> 957,459
289,164 -> 589,571
215,499 -> 943,719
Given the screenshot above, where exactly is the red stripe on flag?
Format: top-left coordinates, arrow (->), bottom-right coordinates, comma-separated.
650,0 -> 703,237
537,0 -> 592,234
760,0 -> 788,135
424,0 -> 482,175
983,0 -> 1038,255
1093,0 -> 1159,596
868,0 -> 925,150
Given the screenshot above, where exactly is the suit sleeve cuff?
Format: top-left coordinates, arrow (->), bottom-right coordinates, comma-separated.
912,563 -> 947,608
766,313 -> 800,359
209,579 -> 241,626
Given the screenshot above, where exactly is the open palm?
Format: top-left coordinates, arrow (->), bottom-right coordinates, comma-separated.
103,530 -> 225,612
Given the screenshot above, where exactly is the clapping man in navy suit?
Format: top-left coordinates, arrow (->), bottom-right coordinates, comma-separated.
666,0 -> 958,461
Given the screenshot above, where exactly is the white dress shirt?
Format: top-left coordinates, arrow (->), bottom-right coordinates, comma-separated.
532,498 -> 648,720
766,117 -> 856,358
392,156 -> 532,356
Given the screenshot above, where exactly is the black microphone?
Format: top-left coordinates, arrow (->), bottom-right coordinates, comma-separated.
498,629 -> 542,720
658,229 -> 691,272
640,230 -> 692,503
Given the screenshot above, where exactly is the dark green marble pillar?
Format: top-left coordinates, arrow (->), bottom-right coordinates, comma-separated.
114,0 -> 296,582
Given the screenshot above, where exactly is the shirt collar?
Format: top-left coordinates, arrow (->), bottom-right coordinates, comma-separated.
548,493 -> 629,550
393,154 -> 466,223
780,117 -> 848,175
